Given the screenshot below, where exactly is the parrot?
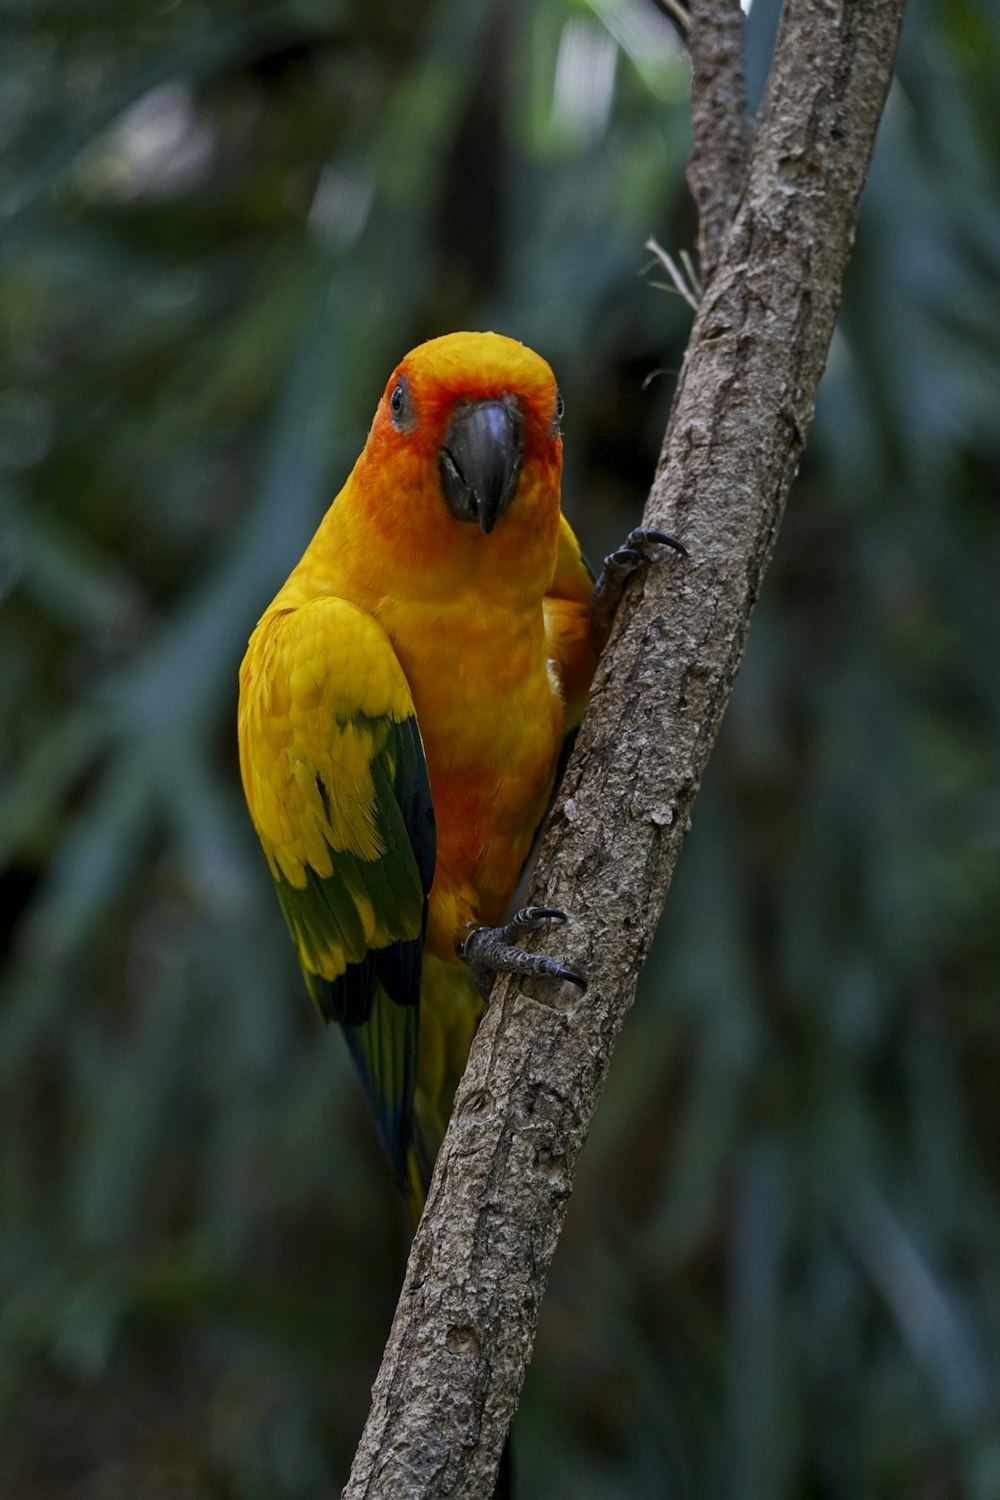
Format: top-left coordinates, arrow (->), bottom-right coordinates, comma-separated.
237,330 -> 681,1224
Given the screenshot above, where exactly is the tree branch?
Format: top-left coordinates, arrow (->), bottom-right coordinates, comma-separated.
686,0 -> 750,282
343,1 -> 909,1494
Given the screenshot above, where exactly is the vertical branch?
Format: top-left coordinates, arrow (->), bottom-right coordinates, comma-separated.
686,0 -> 750,281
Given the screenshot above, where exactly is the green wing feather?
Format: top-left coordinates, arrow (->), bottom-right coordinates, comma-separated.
273,712 -> 436,1186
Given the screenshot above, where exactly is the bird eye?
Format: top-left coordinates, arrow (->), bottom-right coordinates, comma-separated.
552,390 -> 565,433
389,376 -> 414,430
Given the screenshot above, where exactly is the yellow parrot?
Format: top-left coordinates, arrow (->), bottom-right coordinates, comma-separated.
238,330 -> 680,1221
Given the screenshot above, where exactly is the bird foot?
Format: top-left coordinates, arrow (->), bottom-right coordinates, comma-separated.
462,906 -> 587,1000
591,526 -> 687,652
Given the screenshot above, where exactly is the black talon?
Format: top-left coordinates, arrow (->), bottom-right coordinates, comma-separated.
512,905 -> 567,929
628,526 -> 688,558
550,964 -> 588,991
591,523 -> 688,651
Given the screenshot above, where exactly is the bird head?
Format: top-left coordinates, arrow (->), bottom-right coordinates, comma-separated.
358,331 -> 563,548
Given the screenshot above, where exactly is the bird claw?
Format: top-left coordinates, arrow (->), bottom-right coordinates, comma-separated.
462,906 -> 587,1000
591,526 -> 687,651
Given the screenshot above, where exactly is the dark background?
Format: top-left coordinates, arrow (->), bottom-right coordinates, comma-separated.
2,0 -> 999,1495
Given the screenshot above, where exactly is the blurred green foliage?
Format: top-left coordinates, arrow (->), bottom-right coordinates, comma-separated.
1,0 -> 998,1495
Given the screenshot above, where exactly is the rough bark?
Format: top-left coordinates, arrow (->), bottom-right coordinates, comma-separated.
686,0 -> 750,283
344,1 -> 909,1495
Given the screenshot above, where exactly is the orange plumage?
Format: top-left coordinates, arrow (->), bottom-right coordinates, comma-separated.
238,331 -> 596,1212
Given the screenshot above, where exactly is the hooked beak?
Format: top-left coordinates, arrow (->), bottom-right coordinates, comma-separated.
438,398 -> 524,534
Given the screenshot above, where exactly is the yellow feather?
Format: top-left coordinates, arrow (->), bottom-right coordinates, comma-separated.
237,331 -> 598,1208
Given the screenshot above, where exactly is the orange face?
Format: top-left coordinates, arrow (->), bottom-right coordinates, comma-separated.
351,332 -> 564,593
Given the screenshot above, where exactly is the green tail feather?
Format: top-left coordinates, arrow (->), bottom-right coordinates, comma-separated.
339,980 -> 418,1193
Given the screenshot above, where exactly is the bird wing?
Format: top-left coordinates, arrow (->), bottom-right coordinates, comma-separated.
238,596 -> 436,1184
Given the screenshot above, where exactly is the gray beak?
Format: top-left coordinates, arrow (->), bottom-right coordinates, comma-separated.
438,398 -> 524,534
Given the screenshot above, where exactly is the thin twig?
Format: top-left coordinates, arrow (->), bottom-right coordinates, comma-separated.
646,234 -> 702,310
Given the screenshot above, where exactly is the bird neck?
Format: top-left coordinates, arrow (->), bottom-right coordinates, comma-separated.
289,459 -> 561,617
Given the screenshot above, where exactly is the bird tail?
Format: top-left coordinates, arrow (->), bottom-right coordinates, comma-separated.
404,955 -> 484,1226
404,1136 -> 433,1231
339,980 -> 418,1200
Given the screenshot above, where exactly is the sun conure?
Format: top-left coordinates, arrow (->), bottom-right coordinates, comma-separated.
237,329 -> 678,1223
